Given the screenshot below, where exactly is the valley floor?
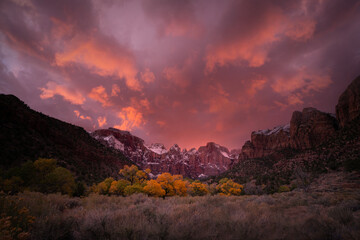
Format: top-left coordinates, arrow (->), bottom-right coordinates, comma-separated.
1,172 -> 360,240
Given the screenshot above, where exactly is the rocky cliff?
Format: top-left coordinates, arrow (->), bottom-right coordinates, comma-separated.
289,108 -> 338,149
336,76 -> 360,127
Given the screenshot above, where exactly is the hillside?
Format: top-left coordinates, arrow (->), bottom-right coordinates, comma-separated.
0,94 -> 133,183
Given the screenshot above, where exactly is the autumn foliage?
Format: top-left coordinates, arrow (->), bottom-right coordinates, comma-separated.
93,165 -> 243,197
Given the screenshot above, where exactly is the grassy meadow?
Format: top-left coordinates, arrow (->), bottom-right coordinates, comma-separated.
1,186 -> 360,240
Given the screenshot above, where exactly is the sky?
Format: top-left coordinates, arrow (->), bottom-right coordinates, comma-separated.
0,0 -> 360,150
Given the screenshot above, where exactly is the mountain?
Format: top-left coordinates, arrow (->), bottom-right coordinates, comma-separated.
336,75 -> 360,127
214,75 -> 360,192
238,107 -> 338,161
91,129 -> 239,178
0,94 -> 133,183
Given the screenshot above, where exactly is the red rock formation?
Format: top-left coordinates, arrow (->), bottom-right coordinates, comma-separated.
238,108 -> 338,161
336,76 -> 360,127
239,124 -> 290,160
290,108 -> 338,149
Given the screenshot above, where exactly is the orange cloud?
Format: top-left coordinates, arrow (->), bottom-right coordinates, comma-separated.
88,85 -> 111,107
286,18 -> 316,41
272,68 -> 332,109
156,120 -> 166,127
111,84 -> 120,97
205,9 -> 284,73
247,77 -> 267,96
97,116 -> 107,127
271,69 -> 332,94
206,84 -> 233,114
40,82 -> 85,105
55,38 -> 141,91
115,107 -> 144,131
163,66 -> 189,88
141,68 -> 155,83
74,110 -> 91,120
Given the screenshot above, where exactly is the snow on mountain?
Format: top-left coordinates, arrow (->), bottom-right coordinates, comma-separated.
103,135 -> 125,151
253,124 -> 290,136
145,143 -> 168,155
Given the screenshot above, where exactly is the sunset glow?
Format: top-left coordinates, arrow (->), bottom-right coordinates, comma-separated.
1,0 -> 359,149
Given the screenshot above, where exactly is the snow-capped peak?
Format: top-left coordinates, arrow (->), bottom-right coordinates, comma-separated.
145,143 -> 168,155
170,144 -> 181,152
253,124 -> 290,136
103,135 -> 125,151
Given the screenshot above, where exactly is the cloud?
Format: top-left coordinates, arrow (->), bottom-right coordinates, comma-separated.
163,66 -> 189,88
74,110 -> 91,120
247,77 -> 267,97
286,18 -> 316,41
271,69 -> 332,94
156,120 -> 166,127
115,107 -> 144,131
204,2 -> 285,73
141,68 -> 155,83
97,116 -> 107,127
142,0 -> 202,37
88,85 -> 111,106
55,37 -> 142,91
111,84 -> 120,96
39,82 -> 85,105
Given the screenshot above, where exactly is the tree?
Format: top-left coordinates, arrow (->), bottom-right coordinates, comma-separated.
94,177 -> 115,195
119,165 -> 148,184
34,158 -> 57,175
42,167 -> 76,195
188,181 -> 209,196
109,179 -> 130,196
144,180 -> 165,197
124,183 -> 144,196
216,178 -> 243,196
156,173 -> 175,197
173,180 -> 187,196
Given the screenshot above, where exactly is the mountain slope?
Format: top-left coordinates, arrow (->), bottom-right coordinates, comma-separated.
0,94 -> 133,183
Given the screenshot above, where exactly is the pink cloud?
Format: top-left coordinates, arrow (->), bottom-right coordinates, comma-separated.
115,107 -> 144,131
97,116 -> 107,127
74,110 -> 92,120
111,84 -> 120,97
205,7 -> 285,73
39,82 -> 85,105
88,85 -> 111,107
55,37 -> 142,91
141,68 -> 155,83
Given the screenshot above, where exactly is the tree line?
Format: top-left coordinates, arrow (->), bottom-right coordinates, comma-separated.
0,159 -> 244,197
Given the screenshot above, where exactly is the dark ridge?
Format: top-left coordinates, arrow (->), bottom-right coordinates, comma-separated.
0,94 -> 133,184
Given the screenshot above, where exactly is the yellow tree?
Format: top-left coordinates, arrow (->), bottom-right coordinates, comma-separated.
94,177 -> 114,195
144,180 -> 165,197
109,179 -> 130,196
174,180 -> 187,196
188,181 -> 209,196
216,178 -> 243,196
156,172 -> 175,197
119,165 -> 148,185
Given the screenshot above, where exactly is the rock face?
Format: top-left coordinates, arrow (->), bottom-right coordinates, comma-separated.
239,124 -> 290,160
91,128 -> 237,178
290,108 -> 338,149
238,108 -> 338,160
336,76 -> 360,127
